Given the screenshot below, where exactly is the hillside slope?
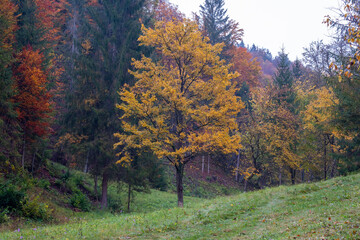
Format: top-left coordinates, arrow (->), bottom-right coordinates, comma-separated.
1,173 -> 360,239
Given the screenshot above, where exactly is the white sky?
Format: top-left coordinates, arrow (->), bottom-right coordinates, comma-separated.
169,0 -> 341,60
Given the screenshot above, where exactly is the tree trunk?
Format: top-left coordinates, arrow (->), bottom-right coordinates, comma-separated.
279,168 -> 282,186
202,155 -> 204,174
101,172 -> 108,209
22,138 -> 26,169
244,179 -> 248,192
290,168 -> 296,185
324,136 -> 327,180
330,140 -> 336,178
84,150 -> 89,173
330,158 -> 337,178
127,184 -> 131,212
31,150 -> 36,173
94,175 -> 98,202
301,169 -> 305,182
207,155 -> 210,174
235,149 -> 241,181
175,164 -> 184,207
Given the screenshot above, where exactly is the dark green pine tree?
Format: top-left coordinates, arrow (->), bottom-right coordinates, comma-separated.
273,49 -> 299,185
14,0 -> 45,51
273,49 -> 297,108
292,58 -> 303,79
200,0 -> 241,48
61,0 -> 150,209
329,71 -> 360,174
274,49 -> 294,89
0,1 -> 21,169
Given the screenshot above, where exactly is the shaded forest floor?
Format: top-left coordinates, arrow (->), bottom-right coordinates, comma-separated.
1,170 -> 359,239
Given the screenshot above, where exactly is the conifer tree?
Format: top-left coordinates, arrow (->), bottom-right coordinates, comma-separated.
292,59 -> 303,79
274,49 -> 293,89
60,0 -> 148,209
0,0 -> 20,170
325,0 -> 360,173
200,0 -> 242,49
271,49 -> 299,184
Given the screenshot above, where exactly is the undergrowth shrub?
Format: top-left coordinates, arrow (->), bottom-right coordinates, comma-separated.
73,174 -> 84,187
37,179 -> 51,190
70,192 -> 91,211
108,195 -> 123,213
0,209 -> 10,223
21,196 -> 51,220
0,184 -> 25,211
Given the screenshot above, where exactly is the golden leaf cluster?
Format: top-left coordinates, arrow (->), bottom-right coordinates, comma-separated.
114,19 -> 244,165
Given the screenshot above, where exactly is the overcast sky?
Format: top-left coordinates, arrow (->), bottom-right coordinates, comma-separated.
169,0 -> 341,60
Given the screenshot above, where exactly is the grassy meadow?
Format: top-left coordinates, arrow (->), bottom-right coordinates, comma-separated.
1,172 -> 359,239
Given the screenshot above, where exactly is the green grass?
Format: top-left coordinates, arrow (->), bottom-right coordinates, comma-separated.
1,173 -> 360,239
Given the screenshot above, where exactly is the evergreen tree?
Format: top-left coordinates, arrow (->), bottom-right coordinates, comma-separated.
272,49 -> 299,184
14,0 -> 44,50
0,0 -> 20,170
274,49 -> 293,89
200,0 -> 242,49
60,0 -> 149,209
324,0 -> 360,174
292,59 -> 303,79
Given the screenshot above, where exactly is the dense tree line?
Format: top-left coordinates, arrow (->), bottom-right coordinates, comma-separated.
0,0 -> 359,208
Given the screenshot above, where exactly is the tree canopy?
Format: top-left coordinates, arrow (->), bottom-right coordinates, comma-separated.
114,19 -> 243,206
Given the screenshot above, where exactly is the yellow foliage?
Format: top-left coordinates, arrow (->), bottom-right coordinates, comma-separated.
55,133 -> 88,147
250,86 -> 300,169
114,19 -> 243,165
302,87 -> 338,133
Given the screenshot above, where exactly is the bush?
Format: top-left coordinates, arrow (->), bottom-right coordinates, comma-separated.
0,184 -> 25,211
108,195 -> 123,213
73,174 -> 84,187
0,209 -> 10,223
21,196 -> 50,220
70,192 -> 91,211
61,170 -> 71,182
37,179 -> 51,190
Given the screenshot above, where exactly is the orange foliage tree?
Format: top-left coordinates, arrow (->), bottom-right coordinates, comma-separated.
12,47 -> 52,167
33,0 -> 67,48
227,46 -> 261,89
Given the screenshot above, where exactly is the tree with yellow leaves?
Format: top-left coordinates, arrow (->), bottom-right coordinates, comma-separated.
300,86 -> 340,180
250,85 -> 299,185
114,19 -> 243,207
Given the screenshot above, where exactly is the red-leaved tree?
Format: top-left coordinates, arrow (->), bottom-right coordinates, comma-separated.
12,47 -> 52,168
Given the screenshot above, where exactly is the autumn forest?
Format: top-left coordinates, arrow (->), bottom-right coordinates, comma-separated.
0,0 -> 360,234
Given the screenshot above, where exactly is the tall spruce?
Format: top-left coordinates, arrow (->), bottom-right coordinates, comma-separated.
274,49 -> 293,89
0,0 -> 20,170
200,0 -> 242,49
61,0 -> 148,209
272,49 -> 299,184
